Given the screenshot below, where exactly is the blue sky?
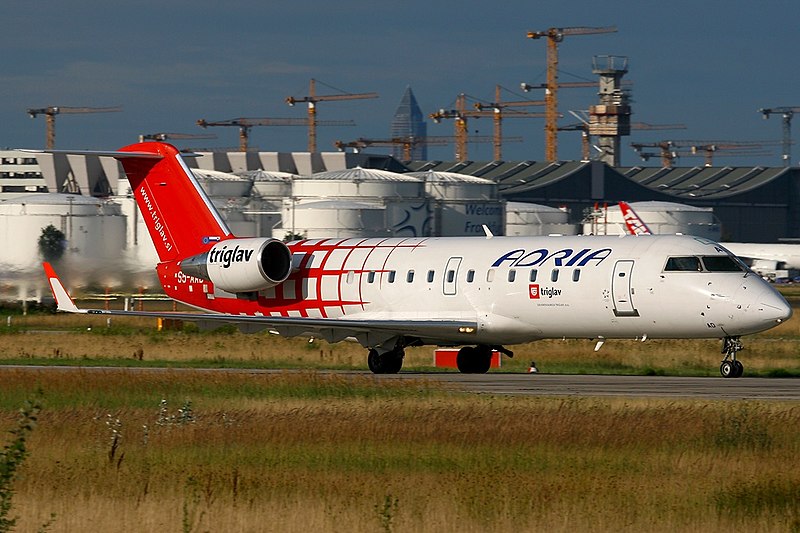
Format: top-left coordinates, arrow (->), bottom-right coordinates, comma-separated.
1,0 -> 797,166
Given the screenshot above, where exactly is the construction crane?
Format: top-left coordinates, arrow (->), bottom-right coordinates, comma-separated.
430,92 -> 544,161
525,26 -> 617,162
26,106 -> 122,149
758,106 -> 800,166
286,79 -> 378,153
630,140 -> 773,168
139,132 -> 217,143
471,85 -> 546,160
334,136 -> 449,159
333,134 -> 519,160
560,113 -> 685,161
197,117 -> 354,152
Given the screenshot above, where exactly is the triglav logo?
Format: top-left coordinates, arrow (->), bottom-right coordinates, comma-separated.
529,284 -> 562,299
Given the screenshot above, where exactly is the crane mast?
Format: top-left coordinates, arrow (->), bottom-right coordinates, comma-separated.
525,26 -> 616,161
197,117 -> 354,151
286,79 -> 378,152
432,91 -> 544,161
26,106 -> 122,149
758,106 -> 800,167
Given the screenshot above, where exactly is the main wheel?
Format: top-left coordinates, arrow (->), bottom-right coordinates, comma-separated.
456,346 -> 477,373
367,348 -> 404,374
456,346 -> 492,374
382,352 -> 403,374
733,360 -> 744,378
368,349 -> 383,374
720,360 -> 734,378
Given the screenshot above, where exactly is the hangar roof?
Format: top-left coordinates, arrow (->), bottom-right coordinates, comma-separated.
403,160 -> 793,202
618,166 -> 791,200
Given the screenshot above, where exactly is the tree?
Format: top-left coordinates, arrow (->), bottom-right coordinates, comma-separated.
38,225 -> 66,263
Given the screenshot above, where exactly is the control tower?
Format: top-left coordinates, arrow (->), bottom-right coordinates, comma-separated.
588,55 -> 631,166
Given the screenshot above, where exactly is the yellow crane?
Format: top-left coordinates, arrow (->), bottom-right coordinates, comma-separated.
139,132 -> 217,143
758,106 -> 800,166
560,116 -> 685,161
431,92 -> 543,161
631,140 -> 773,168
197,117 -> 354,152
333,134 -> 517,160
26,105 -> 122,149
525,26 -> 617,161
286,79 -> 378,152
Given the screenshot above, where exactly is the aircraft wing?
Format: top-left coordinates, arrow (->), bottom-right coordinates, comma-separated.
43,263 -> 477,346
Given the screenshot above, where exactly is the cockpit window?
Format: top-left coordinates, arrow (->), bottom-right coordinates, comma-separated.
701,255 -> 746,272
664,255 -> 747,273
665,256 -> 702,271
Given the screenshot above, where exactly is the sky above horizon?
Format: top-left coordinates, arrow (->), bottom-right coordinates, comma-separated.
1,0 -> 798,167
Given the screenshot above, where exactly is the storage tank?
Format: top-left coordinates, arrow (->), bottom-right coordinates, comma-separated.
276,199 -> 388,240
191,169 -> 253,198
407,170 -> 503,236
289,168 -> 428,238
0,193 -> 127,299
506,202 -> 580,236
583,201 -> 721,240
239,170 -> 295,239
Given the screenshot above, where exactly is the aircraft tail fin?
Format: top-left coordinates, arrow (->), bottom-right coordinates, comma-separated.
618,201 -> 653,236
116,142 -> 232,262
43,262 -> 82,313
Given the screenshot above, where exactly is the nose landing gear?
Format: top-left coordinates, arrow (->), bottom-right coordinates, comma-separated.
720,336 -> 744,378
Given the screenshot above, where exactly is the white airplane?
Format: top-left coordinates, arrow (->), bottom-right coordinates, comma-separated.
41,144 -> 791,378
619,201 -> 800,277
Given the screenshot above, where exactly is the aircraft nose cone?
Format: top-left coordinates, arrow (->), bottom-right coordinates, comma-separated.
757,287 -> 793,324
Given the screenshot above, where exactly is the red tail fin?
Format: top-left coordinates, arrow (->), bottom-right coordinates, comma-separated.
618,201 -> 653,236
117,142 -> 232,262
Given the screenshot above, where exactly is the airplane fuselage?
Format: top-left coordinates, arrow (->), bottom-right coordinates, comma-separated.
159,234 -> 789,346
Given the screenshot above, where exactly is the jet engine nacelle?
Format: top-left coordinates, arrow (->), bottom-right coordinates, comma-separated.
180,238 -> 292,293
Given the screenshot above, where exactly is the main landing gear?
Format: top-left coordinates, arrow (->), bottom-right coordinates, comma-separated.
367,347 -> 405,374
720,336 -> 744,378
456,345 -> 513,374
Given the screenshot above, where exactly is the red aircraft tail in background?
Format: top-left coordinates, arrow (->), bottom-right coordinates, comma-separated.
618,201 -> 653,236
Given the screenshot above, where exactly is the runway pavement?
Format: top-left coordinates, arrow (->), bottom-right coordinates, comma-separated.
2,365 -> 799,400
391,373 -> 800,400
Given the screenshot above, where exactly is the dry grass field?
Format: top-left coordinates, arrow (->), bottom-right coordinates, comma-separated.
1,370 -> 799,532
0,289 -> 798,531
1,298 -> 798,376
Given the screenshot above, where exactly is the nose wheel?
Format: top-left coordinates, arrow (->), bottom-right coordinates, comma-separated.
720,336 -> 744,378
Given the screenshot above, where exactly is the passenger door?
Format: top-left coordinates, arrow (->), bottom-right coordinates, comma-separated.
612,260 -> 639,316
443,257 -> 462,296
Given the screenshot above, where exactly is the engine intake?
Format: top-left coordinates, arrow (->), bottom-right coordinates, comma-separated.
180,238 -> 292,293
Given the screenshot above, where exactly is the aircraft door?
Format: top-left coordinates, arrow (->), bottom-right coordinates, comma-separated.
443,257 -> 462,296
612,260 -> 639,317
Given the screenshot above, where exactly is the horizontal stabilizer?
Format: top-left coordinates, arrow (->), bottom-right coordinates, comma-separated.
18,148 -> 163,159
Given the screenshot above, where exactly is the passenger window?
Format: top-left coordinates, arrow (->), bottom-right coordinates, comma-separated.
508,270 -> 516,282
572,269 -> 581,282
466,270 -> 475,283
407,270 -> 415,283
529,269 -> 538,282
388,271 -> 396,283
368,271 -> 376,283
487,269 -> 495,282
551,269 -> 559,282
447,270 -> 455,283
427,270 -> 435,283
346,271 -> 354,284
665,256 -> 702,272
